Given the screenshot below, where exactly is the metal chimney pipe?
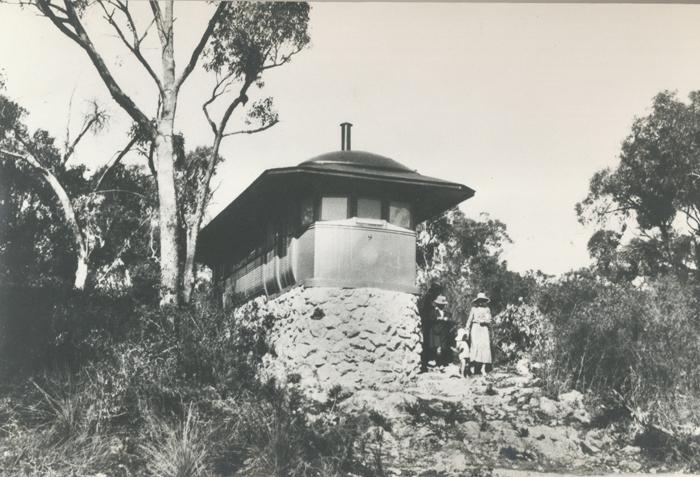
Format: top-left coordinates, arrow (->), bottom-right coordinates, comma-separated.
340,122 -> 352,151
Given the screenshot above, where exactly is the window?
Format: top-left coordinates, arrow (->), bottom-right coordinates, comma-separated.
320,196 -> 348,220
389,201 -> 412,228
300,197 -> 314,227
356,197 -> 382,220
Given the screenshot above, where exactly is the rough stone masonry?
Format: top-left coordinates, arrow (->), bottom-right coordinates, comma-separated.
233,286 -> 423,391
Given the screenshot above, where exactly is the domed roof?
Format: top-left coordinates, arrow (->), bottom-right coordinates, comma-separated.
299,150 -> 413,173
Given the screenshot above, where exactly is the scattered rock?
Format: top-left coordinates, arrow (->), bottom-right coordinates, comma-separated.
538,396 -> 560,417
571,407 -> 592,425
230,288 -> 662,476
621,444 -> 641,455
580,440 -> 599,455
558,389 -> 584,407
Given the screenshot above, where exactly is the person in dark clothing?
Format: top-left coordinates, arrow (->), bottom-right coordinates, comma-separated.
425,295 -> 456,366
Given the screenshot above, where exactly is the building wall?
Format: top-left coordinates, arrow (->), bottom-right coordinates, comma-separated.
306,220 -> 416,293
233,286 -> 423,391
222,219 -> 417,306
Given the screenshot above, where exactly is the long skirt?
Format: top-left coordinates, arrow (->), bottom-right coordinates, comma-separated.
469,323 -> 492,364
427,321 -> 451,349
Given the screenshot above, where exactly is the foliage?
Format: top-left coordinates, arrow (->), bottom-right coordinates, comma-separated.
207,380 -> 384,477
0,285 -> 138,372
206,2 -> 311,79
537,273 -> 700,447
492,302 -> 550,363
87,163 -> 158,296
175,1 -> 311,304
0,154 -> 79,286
0,92 -> 159,294
175,147 -> 221,226
1,94 -> 83,286
0,286 -> 388,476
417,208 -> 541,321
577,90 -> 700,282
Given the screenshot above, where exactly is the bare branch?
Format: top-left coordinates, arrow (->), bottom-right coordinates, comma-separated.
64,87 -> 76,155
216,75 -> 256,140
137,16 -> 157,46
93,134 -> 138,192
63,101 -> 108,165
261,45 -> 305,72
34,0 -> 81,44
202,72 -> 235,136
98,213 -> 152,277
97,0 -> 163,93
147,139 -> 156,178
93,189 -> 149,200
35,0 -> 154,135
45,1 -> 68,15
175,2 -> 225,92
223,119 -> 279,138
147,0 -> 165,38
63,116 -> 97,164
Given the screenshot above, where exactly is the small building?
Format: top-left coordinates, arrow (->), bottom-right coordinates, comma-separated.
196,123 -> 474,306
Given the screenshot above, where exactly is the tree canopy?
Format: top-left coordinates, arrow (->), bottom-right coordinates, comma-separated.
577,91 -> 700,282
13,0 -> 311,305
417,208 -> 540,321
1,92 -> 158,296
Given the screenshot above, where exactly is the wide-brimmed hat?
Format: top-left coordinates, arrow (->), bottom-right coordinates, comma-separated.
433,295 -> 448,306
472,292 -> 490,304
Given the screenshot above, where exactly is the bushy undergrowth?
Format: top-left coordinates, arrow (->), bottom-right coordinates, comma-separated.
491,302 -> 550,363
0,284 -> 137,371
0,286 -> 383,476
536,273 -> 700,467
538,275 -> 700,398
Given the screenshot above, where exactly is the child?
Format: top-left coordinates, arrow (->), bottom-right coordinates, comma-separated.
455,328 -> 471,377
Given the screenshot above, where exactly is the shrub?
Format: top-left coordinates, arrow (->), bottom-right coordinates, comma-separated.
540,276 -> 700,398
491,301 -> 550,363
207,381 -> 381,477
538,273 -> 700,467
0,284 -> 138,373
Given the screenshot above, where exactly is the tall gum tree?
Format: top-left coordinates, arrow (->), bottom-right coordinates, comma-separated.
577,91 -> 700,282
180,2 -> 310,304
23,1 -> 311,305
26,0 -> 226,305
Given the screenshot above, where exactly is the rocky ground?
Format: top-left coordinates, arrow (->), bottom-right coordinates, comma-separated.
334,360 -> 695,477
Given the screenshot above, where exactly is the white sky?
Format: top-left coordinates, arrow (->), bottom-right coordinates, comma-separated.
2,2 -> 700,275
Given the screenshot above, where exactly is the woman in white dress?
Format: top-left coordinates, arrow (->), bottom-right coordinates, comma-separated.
466,292 -> 492,375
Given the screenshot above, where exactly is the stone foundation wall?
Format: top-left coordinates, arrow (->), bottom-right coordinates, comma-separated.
233,287 -> 423,391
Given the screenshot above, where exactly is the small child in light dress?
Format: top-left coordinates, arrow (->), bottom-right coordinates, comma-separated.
455,327 -> 471,377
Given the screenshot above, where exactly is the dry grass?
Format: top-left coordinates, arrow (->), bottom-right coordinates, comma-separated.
140,404 -> 210,477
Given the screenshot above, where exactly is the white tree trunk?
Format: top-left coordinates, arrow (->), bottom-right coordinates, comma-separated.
1,149 -> 89,289
181,226 -> 198,304
155,1 -> 181,306
154,127 -> 180,306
